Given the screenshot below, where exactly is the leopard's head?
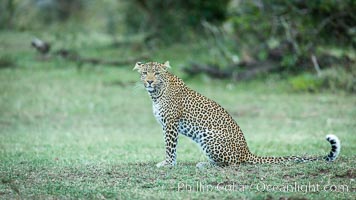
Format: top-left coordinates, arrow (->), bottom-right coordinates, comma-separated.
133,61 -> 171,94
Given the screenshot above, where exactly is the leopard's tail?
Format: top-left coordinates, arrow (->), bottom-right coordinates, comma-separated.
246,134 -> 341,164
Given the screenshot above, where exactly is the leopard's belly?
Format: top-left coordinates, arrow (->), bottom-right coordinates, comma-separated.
178,119 -> 216,159
178,119 -> 202,143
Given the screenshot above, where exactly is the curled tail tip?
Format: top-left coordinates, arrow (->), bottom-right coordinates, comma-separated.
326,134 -> 339,142
325,134 -> 341,162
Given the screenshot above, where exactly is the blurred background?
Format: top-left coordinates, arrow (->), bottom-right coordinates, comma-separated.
0,0 -> 355,91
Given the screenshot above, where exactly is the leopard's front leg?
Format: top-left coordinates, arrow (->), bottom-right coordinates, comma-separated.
156,120 -> 179,168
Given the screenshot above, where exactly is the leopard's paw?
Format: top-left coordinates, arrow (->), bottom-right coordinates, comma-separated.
156,160 -> 175,168
196,162 -> 214,169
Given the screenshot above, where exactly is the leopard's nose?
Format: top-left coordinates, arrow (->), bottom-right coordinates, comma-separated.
147,80 -> 153,85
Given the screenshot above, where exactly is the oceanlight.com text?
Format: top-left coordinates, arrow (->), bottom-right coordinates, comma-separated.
177,181 -> 350,193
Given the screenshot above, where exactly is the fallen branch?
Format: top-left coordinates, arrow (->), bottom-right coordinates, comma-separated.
232,61 -> 278,81
183,61 -> 279,81
54,49 -> 149,66
31,38 -> 149,66
184,63 -> 231,78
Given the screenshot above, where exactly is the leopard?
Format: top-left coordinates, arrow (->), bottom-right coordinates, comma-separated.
133,61 -> 341,168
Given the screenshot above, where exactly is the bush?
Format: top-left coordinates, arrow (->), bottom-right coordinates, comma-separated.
33,0 -> 86,24
227,0 -> 355,71
0,0 -> 16,29
123,0 -> 230,43
319,67 -> 356,93
289,73 -> 323,92
289,67 -> 356,93
0,0 -> 88,30
0,54 -> 16,69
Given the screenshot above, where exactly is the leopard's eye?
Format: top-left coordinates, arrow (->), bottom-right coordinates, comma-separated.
155,72 -> 160,75
142,72 -> 147,75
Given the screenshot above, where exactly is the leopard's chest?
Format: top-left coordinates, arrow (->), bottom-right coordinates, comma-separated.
152,102 -> 165,126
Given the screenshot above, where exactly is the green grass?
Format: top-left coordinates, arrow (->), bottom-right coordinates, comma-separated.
0,31 -> 355,199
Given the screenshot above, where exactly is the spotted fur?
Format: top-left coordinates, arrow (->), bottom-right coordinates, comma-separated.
134,61 -> 341,167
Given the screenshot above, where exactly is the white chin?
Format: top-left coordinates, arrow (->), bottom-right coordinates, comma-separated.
146,87 -> 154,92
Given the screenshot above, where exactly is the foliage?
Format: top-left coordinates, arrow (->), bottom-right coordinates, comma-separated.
227,0 -> 355,71
32,0 -> 86,24
289,73 -> 323,92
0,0 -> 355,93
0,0 -> 16,29
319,67 -> 356,93
0,54 -> 16,69
0,0 -> 87,30
123,0 -> 230,43
289,67 -> 356,93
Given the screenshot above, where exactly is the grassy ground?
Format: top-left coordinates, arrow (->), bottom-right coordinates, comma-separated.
0,31 -> 355,199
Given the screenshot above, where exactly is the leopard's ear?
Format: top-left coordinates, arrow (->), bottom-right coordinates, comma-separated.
162,61 -> 171,70
133,62 -> 144,71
